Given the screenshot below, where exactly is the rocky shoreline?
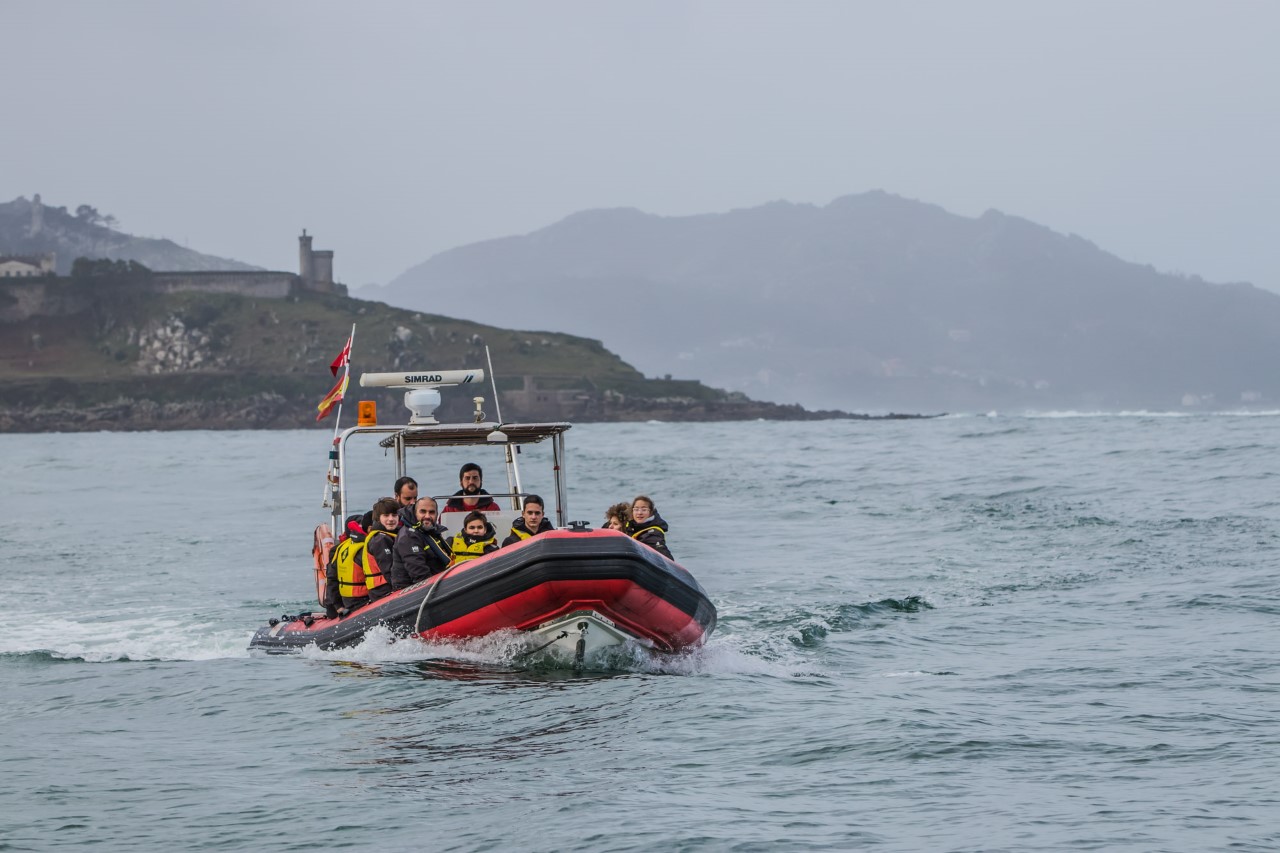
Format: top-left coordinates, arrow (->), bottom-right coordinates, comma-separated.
0,390 -> 936,433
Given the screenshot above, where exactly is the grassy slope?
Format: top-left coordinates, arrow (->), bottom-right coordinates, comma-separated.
0,281 -> 728,407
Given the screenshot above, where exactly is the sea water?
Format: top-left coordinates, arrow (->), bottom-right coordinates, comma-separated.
2,415 -> 1278,851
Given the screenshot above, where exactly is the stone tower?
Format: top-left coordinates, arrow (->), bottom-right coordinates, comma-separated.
311,249 -> 334,289
297,230 -> 340,293
28,194 -> 44,237
299,229 -> 314,286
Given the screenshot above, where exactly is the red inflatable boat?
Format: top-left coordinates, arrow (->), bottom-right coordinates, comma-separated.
248,365 -> 716,664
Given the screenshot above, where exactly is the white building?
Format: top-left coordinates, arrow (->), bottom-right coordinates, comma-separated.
0,253 -> 56,277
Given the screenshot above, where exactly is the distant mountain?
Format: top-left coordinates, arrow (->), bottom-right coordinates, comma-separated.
361,192 -> 1280,412
0,195 -> 258,274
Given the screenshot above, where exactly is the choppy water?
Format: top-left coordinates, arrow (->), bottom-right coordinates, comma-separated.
3,413 -> 1280,851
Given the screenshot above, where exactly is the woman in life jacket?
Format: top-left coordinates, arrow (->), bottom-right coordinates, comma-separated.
363,498 -> 401,602
449,510 -> 499,564
324,499 -> 401,618
627,495 -> 673,559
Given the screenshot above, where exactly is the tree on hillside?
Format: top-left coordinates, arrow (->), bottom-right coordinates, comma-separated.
74,205 -> 117,229
71,257 -> 152,278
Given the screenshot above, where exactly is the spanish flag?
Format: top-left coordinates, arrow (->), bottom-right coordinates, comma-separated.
316,374 -> 348,421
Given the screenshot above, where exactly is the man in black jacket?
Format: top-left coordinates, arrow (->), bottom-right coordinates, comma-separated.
393,476 -> 418,510
501,494 -> 555,547
392,497 -> 451,588
395,476 -> 421,530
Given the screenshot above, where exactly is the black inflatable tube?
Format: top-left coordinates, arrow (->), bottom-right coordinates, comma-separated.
249,535 -> 714,653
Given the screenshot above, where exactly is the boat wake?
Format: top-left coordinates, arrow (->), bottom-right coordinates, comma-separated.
294,623 -> 807,678
3,609 -> 811,676
0,611 -> 252,663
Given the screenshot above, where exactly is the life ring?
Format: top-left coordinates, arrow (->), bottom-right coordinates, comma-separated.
313,523 -> 335,606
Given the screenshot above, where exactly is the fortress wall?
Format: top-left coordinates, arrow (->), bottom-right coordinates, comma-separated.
499,374 -> 596,420
0,272 -> 299,322
151,272 -> 296,298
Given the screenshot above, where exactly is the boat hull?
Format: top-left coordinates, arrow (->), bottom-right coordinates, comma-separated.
248,529 -> 716,656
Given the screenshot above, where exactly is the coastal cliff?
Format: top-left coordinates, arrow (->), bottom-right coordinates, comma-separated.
0,277 -> 895,432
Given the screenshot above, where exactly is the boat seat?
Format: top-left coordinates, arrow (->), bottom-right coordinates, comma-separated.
438,508 -> 522,543
484,509 -> 522,541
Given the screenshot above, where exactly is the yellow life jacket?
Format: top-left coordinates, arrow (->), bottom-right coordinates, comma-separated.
363,530 -> 397,591
508,526 -> 534,543
450,533 -> 496,564
333,535 -> 369,599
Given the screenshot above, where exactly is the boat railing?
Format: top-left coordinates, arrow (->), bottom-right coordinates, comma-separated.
428,493 -> 534,515
333,416 -> 571,532
429,492 -> 532,503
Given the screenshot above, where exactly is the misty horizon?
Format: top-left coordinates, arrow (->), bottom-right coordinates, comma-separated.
2,1 -> 1277,292
3,189 -> 1269,297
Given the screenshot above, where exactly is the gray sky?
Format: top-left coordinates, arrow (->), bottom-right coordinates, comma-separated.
3,1 -> 1277,290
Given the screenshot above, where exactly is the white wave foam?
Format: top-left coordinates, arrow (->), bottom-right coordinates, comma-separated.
295,626 -> 816,678
878,670 -> 940,678
0,613 -> 253,662
0,603 -> 826,676
635,638 -> 819,677
1021,409 -> 1280,418
297,625 -> 534,665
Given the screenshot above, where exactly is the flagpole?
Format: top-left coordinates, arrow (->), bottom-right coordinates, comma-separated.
322,323 -> 356,508
330,322 -> 357,442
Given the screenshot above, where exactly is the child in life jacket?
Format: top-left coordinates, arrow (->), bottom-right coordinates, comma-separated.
325,514 -> 368,618
448,510 -> 498,565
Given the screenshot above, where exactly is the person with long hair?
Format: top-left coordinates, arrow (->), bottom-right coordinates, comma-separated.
627,495 -> 672,559
603,502 -> 631,532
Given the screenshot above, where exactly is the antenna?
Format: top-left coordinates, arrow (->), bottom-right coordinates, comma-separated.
484,346 -> 503,423
486,345 -> 522,505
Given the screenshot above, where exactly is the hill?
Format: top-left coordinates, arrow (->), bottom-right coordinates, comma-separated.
0,195 -> 258,274
361,192 -> 1280,412
0,276 -> 872,432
